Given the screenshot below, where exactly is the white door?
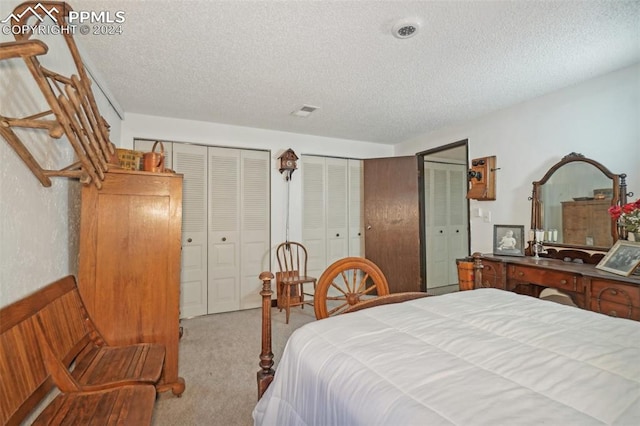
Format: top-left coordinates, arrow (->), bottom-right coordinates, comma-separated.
425,161 -> 469,289
325,157 -> 349,265
447,167 -> 469,283
426,165 -> 450,287
172,143 -> 208,318
348,159 -> 364,257
239,150 -> 270,310
303,156 -> 364,278
208,147 -> 241,314
302,156 -> 327,279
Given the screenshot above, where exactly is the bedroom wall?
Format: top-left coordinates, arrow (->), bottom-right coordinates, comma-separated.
119,114 -> 393,256
2,0 -> 636,308
0,0 -> 122,307
395,63 -> 640,255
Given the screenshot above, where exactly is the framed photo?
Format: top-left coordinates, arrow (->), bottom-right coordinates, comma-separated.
596,240 -> 640,276
493,225 -> 525,257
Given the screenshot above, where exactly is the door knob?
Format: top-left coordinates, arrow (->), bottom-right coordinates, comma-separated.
367,225 -> 372,230
187,238 -> 192,243
336,233 -> 340,237
222,237 -> 227,242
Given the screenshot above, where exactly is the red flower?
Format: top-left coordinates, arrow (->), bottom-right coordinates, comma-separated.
608,205 -> 622,219
609,199 -> 640,233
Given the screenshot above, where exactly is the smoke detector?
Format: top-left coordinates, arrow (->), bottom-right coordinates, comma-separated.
291,105 -> 320,118
392,19 -> 421,39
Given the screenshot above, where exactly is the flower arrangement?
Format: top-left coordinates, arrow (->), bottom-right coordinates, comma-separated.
608,199 -> 640,233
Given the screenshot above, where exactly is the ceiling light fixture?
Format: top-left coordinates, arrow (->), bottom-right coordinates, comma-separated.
392,19 -> 421,39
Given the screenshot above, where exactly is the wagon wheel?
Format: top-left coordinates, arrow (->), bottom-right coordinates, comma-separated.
314,257 -> 390,320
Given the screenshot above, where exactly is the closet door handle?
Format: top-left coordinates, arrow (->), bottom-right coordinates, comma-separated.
222,237 -> 227,242
336,233 -> 340,237
439,230 -> 443,233
456,229 -> 460,233
187,238 -> 192,243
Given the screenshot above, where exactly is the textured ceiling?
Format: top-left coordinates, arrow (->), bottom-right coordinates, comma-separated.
68,0 -> 640,144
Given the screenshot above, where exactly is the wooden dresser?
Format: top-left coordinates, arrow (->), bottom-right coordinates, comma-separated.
472,254 -> 640,321
78,169 -> 185,395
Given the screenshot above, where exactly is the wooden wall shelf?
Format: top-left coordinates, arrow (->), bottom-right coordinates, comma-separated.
0,2 -> 117,189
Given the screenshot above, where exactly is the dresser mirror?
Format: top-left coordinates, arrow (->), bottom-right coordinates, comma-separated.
531,153 -> 627,252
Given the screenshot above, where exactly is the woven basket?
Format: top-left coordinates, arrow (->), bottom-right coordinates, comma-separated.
116,149 -> 144,170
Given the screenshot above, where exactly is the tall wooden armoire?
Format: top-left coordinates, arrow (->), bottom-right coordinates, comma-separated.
78,169 -> 185,396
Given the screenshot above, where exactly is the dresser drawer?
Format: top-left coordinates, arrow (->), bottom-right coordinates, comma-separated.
507,265 -> 578,292
479,260 -> 504,289
590,280 -> 640,308
589,299 -> 640,320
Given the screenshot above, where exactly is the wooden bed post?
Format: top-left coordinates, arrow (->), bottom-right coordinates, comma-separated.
472,252 -> 484,289
257,271 -> 275,400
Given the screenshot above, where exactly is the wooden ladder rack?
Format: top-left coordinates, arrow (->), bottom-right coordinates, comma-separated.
0,1 -> 117,189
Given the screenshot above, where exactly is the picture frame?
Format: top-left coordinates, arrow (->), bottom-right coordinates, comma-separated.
493,225 -> 525,257
595,240 -> 640,276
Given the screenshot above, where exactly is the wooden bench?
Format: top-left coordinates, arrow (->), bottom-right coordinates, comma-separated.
0,275 -> 164,425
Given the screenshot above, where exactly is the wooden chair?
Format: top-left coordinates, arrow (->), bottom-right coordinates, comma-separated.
275,242 -> 317,324
314,257 -> 391,319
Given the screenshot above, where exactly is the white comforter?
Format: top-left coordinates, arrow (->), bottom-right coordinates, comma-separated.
253,288 -> 640,426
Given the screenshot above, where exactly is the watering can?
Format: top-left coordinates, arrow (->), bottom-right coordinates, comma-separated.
143,141 -> 165,173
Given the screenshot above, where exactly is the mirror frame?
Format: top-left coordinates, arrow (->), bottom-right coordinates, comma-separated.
530,152 -> 627,258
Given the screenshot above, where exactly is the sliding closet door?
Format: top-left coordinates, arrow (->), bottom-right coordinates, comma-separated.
208,147 -> 270,313
137,140 -> 269,316
173,143 -> 208,318
326,157 -> 349,265
302,156 -> 327,279
239,150 -> 270,310
348,160 -> 364,257
303,155 -> 363,278
424,161 -> 468,289
208,147 -> 241,314
447,165 -> 469,284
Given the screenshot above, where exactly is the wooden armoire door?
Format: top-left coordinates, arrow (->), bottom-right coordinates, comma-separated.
78,169 -> 184,396
364,156 -> 421,293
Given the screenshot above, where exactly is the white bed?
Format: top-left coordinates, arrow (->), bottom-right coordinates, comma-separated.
253,288 -> 640,425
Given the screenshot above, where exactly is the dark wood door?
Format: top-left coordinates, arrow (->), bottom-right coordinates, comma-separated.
364,156 -> 422,293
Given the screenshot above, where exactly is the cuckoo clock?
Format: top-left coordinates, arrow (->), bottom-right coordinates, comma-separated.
278,148 -> 299,179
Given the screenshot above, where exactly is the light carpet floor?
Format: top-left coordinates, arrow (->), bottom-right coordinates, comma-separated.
152,305 -> 315,426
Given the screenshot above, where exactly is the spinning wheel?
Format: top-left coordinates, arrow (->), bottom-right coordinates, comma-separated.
314,257 -> 390,320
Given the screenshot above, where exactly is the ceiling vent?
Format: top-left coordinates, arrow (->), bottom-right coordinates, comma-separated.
291,105 -> 319,118
392,19 -> 421,39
